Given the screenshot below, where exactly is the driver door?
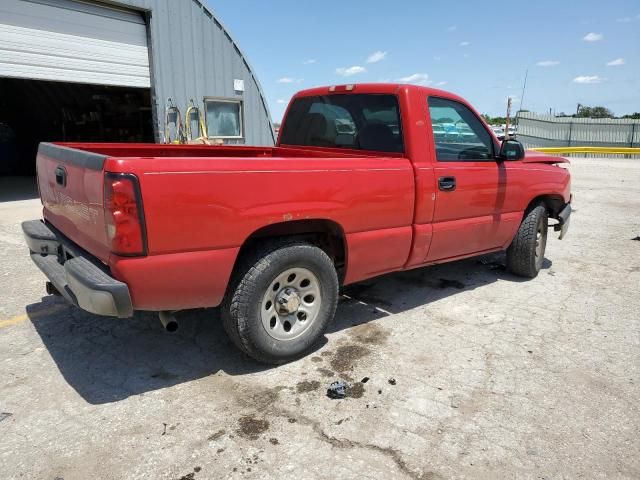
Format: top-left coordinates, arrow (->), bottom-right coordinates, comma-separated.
425,96 -> 511,262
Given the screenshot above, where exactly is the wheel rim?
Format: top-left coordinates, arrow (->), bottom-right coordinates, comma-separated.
535,218 -> 547,266
261,267 -> 321,341
535,229 -> 543,259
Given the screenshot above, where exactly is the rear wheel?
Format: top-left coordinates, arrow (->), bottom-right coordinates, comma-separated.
222,242 -> 339,364
506,204 -> 548,278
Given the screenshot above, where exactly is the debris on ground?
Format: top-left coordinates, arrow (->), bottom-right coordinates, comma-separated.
0,412 -> 12,422
388,378 -> 397,385
327,381 -> 348,399
361,377 -> 370,383
632,236 -> 640,241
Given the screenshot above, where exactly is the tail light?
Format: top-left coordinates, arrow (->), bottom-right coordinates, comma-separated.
104,173 -> 147,256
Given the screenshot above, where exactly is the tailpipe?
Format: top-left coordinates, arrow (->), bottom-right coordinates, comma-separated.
159,311 -> 179,333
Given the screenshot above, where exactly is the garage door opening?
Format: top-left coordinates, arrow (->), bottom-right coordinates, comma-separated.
0,78 -> 153,176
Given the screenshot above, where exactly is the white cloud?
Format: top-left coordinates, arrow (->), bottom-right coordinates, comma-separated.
336,66 -> 366,76
607,58 -> 625,66
302,59 -> 316,65
447,25 -> 457,32
277,77 -> 294,83
435,81 -> 448,87
433,56 -> 442,61
397,73 -> 431,86
366,51 -> 387,63
459,41 -> 470,47
583,32 -> 603,42
573,75 -> 602,84
536,60 -> 560,67
276,99 -> 286,104
617,14 -> 640,22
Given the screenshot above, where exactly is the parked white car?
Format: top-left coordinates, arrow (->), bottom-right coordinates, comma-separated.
491,126 -> 505,140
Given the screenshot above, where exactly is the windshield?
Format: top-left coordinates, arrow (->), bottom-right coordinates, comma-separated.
280,94 -> 404,153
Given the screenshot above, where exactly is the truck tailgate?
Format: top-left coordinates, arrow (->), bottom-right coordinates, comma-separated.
37,143 -> 111,263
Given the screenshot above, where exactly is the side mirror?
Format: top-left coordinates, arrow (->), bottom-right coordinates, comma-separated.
498,139 -> 525,161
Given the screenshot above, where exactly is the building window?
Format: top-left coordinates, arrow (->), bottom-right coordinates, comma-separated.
204,98 -> 243,139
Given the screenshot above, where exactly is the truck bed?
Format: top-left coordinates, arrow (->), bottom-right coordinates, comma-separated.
36,141 -> 415,311
53,142 -> 401,159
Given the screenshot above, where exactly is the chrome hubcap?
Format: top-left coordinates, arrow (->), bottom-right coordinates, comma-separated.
261,267 -> 321,341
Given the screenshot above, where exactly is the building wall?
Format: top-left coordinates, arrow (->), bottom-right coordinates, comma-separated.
109,0 -> 274,145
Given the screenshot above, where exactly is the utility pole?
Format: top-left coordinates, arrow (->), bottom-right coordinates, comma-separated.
576,103 -> 582,116
505,97 -> 513,139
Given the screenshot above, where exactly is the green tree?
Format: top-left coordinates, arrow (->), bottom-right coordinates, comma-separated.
576,105 -> 614,118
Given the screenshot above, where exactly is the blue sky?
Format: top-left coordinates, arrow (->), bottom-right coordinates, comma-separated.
210,0 -> 640,122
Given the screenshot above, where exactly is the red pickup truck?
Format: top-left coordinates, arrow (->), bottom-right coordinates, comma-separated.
23,83 -> 571,363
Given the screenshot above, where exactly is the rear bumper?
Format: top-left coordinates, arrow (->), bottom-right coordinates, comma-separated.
22,220 -> 133,318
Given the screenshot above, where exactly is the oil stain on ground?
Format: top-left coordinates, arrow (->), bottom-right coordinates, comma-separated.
296,380 -> 321,393
237,415 -> 270,440
316,367 -> 335,378
329,344 -> 370,372
348,322 -> 390,345
348,382 -> 365,398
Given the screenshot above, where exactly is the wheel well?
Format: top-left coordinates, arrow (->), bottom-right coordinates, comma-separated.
237,220 -> 347,280
526,195 -> 565,219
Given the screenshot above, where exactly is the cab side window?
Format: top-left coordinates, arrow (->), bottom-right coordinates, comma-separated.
428,97 -> 493,161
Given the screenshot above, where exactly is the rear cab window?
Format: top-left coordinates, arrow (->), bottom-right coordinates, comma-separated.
280,94 -> 404,153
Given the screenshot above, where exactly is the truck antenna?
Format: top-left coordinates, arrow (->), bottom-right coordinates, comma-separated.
519,69 -> 528,113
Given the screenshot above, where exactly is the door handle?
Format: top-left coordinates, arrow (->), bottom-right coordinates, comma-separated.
438,176 -> 456,191
55,166 -> 67,187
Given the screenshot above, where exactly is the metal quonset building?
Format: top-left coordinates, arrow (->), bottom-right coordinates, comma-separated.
0,0 -> 274,175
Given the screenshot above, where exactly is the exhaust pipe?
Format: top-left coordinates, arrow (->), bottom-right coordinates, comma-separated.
159,311 -> 179,333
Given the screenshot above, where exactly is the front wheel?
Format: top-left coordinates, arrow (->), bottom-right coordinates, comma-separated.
222,242 -> 339,364
506,204 -> 548,278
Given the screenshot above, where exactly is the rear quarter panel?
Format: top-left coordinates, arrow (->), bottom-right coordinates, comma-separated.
105,155 -> 415,309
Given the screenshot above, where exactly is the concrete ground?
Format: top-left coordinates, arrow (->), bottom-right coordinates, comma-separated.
0,158 -> 638,480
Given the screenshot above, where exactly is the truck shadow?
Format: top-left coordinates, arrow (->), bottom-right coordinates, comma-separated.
27,252 -> 551,405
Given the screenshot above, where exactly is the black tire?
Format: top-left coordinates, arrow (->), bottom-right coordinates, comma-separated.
222,242 -> 339,364
506,204 -> 549,278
